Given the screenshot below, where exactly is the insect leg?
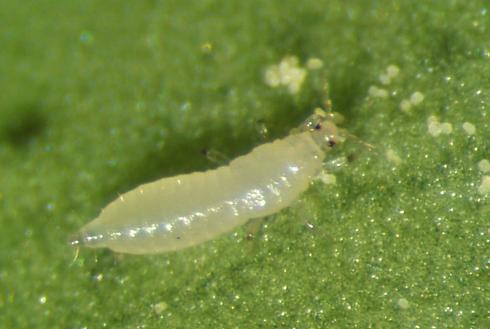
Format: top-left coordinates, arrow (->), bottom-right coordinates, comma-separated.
245,217 -> 267,240
201,148 -> 230,166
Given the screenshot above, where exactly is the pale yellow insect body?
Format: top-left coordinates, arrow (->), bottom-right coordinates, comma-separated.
71,113 -> 345,254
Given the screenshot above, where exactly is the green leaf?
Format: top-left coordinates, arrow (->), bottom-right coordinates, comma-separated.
1,1 -> 487,328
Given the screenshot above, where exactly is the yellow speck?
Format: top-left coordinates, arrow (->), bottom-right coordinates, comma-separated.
200,42 -> 213,53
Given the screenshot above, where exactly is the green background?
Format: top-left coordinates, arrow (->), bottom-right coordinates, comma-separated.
1,0 -> 488,328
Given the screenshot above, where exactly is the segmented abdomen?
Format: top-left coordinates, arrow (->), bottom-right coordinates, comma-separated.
77,131 -> 325,254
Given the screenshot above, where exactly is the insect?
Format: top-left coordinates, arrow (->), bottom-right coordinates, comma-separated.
70,109 -> 346,254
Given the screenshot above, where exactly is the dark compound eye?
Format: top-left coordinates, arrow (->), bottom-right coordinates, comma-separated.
314,123 -> 322,130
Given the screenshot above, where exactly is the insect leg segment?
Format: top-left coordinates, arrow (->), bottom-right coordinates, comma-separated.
315,169 -> 337,185
202,148 -> 230,166
323,156 -> 348,172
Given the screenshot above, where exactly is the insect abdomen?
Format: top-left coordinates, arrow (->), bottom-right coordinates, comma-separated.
74,131 -> 325,254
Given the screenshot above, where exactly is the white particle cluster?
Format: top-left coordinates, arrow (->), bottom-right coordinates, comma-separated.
368,64 -> 400,98
410,91 -> 425,105
386,65 -> 400,78
385,149 -> 402,165
462,122 -> 476,135
306,57 -> 324,70
400,91 -> 425,113
153,301 -> 168,314
478,159 -> 490,173
368,85 -> 389,98
379,64 -> 400,85
478,176 -> 490,194
264,56 -> 308,95
317,171 -> 337,185
399,99 -> 412,112
379,73 -> 390,85
397,298 -> 410,309
427,116 -> 453,136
